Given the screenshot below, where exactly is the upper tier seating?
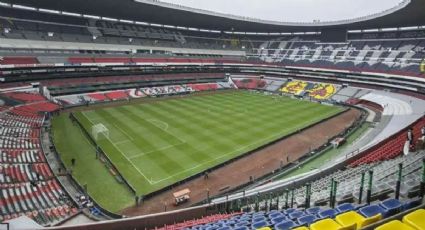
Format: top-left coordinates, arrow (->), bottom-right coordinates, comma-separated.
258,38 -> 425,77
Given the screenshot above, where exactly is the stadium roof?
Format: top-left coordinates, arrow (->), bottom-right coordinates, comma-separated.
154,0 -> 402,23
3,0 -> 425,32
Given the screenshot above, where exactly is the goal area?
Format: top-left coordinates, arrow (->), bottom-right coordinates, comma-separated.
92,123 -> 109,141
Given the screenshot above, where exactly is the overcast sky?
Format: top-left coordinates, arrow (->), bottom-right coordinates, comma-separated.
160,0 -> 402,22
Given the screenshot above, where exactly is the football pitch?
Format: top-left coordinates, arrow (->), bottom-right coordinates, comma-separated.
68,91 -> 344,196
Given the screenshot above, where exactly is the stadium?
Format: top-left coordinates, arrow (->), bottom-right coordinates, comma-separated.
0,0 -> 425,229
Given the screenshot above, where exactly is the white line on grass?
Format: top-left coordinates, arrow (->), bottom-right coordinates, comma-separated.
82,112 -> 155,185
105,136 -> 155,184
147,119 -> 186,144
114,139 -> 132,145
112,123 -> 134,141
149,108 -> 341,185
147,119 -> 169,130
128,142 -> 187,160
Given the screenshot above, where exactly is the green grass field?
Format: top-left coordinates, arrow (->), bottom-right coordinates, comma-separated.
52,91 -> 344,211
72,91 -> 343,195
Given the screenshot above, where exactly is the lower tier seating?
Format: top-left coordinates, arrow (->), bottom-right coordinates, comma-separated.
181,198 -> 422,230
0,92 -> 77,225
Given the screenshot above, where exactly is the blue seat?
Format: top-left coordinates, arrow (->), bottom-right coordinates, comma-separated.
380,198 -> 402,216
271,216 -> 287,225
275,220 -> 298,230
253,211 -> 265,216
233,226 -> 249,230
253,216 -> 266,222
297,214 -> 317,226
284,208 -> 296,215
235,221 -> 249,227
402,197 -> 422,210
252,220 -> 269,229
318,209 -> 338,218
269,211 -> 284,219
306,207 -> 322,215
359,204 -> 387,218
216,227 -> 231,230
226,220 -> 236,226
336,203 -> 355,213
289,211 -> 304,219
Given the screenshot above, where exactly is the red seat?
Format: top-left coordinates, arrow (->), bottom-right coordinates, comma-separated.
0,57 -> 38,65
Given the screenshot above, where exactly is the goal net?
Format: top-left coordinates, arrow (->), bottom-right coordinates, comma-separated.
92,123 -> 109,141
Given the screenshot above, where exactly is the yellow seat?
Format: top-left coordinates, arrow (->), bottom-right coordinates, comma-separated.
256,227 -> 272,230
403,209 -> 425,230
375,220 -> 416,230
361,214 -> 382,228
293,227 -> 310,230
311,219 -> 341,230
336,211 -> 382,229
310,218 -> 356,230
336,211 -> 365,229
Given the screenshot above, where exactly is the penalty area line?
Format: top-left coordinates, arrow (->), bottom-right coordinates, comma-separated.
128,142 -> 187,160
82,112 -> 155,185
112,123 -> 134,141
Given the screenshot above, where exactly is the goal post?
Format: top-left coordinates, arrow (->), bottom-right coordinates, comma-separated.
92,123 -> 109,141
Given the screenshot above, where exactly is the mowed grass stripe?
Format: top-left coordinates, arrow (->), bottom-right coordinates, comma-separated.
130,104 -> 214,163
75,91 -> 343,195
75,112 -> 152,192
97,108 -> 187,177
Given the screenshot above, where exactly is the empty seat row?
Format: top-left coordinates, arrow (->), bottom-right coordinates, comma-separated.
0,150 -> 44,163
0,136 -> 40,149
375,208 -> 425,230
0,163 -> 53,183
0,126 -> 40,139
186,198 -> 420,230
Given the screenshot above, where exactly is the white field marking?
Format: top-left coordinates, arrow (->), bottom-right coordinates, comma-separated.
105,135 -> 155,185
128,142 -> 187,160
82,112 -> 154,185
87,115 -> 134,141
147,119 -> 169,130
149,108 -> 341,185
146,119 -> 186,144
112,123 -> 134,141
114,139 -> 132,145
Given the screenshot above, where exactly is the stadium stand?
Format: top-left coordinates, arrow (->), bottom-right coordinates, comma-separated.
307,84 -> 339,100
280,81 -> 311,96
0,93 -> 77,225
1,1 -> 425,229
257,36 -> 425,77
160,196 -> 423,230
